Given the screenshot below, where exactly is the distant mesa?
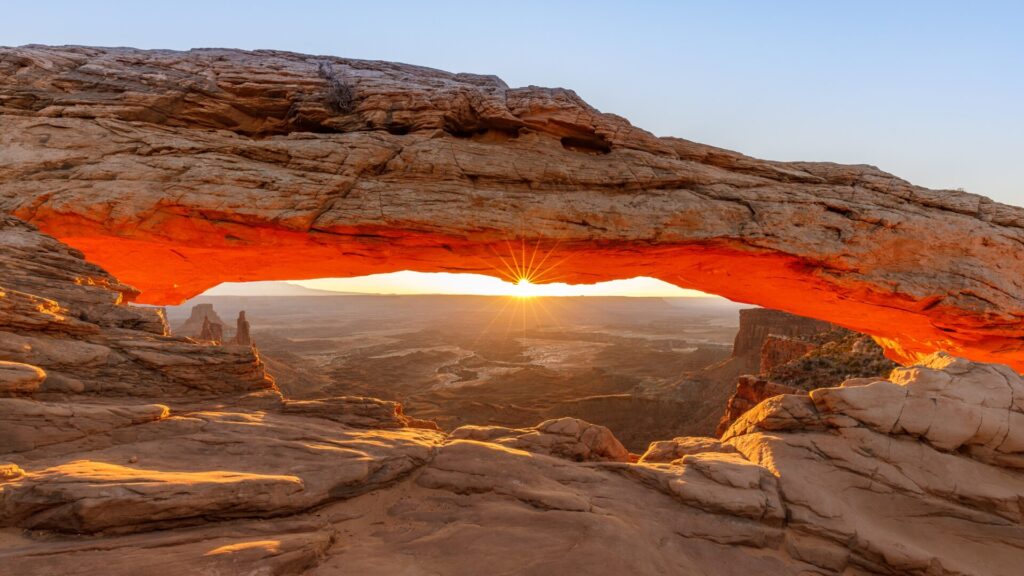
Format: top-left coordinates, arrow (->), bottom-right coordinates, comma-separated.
730,309 -> 834,370
177,303 -> 229,339
177,303 -> 253,347
203,281 -> 363,297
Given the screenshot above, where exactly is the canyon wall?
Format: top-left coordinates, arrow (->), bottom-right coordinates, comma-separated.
714,314 -> 899,435
731,308 -> 834,368
1,46 -> 1023,369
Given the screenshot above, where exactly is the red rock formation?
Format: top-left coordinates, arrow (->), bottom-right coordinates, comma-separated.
715,375 -> 805,437
1,47 -> 1024,369
765,332 -> 898,389
731,309 -> 834,370
233,310 -> 251,346
715,313 -> 898,435
197,315 -> 223,344
176,303 -> 228,338
760,334 -> 819,374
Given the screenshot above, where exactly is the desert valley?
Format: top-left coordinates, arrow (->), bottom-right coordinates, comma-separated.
2,41 -> 1024,576
164,290 -> 895,452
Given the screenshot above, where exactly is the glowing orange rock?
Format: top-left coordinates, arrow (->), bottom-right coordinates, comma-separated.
1,46 -> 1022,370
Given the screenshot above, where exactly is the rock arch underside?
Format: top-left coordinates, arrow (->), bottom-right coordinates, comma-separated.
3,46 -> 1024,576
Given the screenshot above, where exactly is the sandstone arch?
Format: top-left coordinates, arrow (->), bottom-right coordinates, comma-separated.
1,46 -> 1022,369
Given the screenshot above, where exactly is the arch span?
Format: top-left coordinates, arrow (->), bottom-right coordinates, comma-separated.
1,46 -> 1022,369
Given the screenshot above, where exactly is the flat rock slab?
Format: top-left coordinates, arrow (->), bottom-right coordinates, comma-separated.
3,410 -> 445,534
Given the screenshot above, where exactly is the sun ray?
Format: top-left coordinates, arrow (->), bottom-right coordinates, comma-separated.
521,237 -> 528,281
490,249 -> 522,284
526,237 -> 542,281
528,294 -> 567,334
504,238 -> 525,281
472,290 -> 517,344
527,237 -> 564,279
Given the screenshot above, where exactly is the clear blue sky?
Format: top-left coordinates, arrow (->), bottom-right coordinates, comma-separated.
3,1 -> 1021,207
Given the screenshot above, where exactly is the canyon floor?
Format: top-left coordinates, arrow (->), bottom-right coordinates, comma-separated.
165,292 -> 743,451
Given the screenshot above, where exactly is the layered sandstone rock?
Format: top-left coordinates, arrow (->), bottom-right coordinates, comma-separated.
760,334 -> 818,373
197,315 -> 223,343
715,353 -> 1024,574
283,396 -> 439,430
450,417 -> 630,462
0,216 -> 272,400
714,375 -> 805,436
732,309 -> 833,366
3,221 -> 1023,573
0,218 -> 447,555
1,46 -> 1024,368
669,308 -> 839,436
714,316 -> 899,435
2,410 -> 443,534
638,436 -> 738,463
234,310 -> 251,345
0,361 -> 46,394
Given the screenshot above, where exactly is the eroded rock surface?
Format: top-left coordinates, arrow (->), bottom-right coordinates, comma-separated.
1,46 -> 1024,368
450,417 -> 630,462
716,353 -> 1024,574
2,48 -> 1024,576
2,412 -> 442,534
714,318 -> 899,435
732,309 -> 833,366
0,361 -> 45,394
0,216 -> 272,400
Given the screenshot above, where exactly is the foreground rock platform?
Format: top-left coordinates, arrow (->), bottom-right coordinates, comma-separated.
4,352 -> 1024,575
1,46 -> 1024,369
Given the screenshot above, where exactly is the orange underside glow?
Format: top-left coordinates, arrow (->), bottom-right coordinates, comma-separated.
25,210 -> 1024,372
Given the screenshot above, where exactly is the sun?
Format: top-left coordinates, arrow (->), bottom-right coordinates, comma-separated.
488,237 -> 569,299
512,277 -> 538,298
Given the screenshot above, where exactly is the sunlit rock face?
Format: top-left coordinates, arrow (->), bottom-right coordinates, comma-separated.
1,45 -> 1023,369
731,309 -> 834,371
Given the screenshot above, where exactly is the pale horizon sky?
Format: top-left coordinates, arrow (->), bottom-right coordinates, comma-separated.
205,273 -> 711,298
5,1 -> 1021,297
